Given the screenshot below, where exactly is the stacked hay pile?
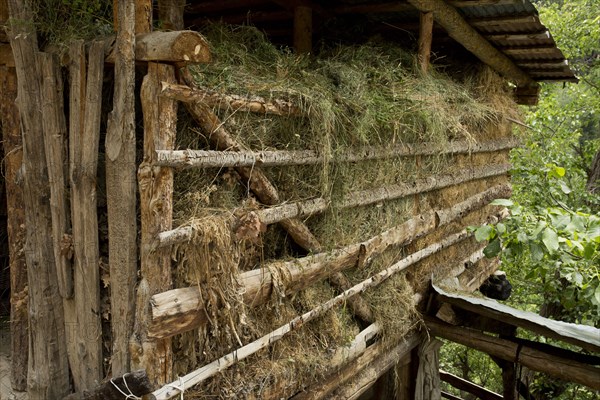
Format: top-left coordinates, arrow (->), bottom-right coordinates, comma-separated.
170,24 -> 519,398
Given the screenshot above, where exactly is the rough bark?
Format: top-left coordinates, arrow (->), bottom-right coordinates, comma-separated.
154,137 -> 518,169
7,0 -> 70,397
0,64 -> 28,392
135,0 -> 152,34
106,0 -> 138,377
69,41 -> 105,391
157,0 -> 185,30
427,318 -> 600,390
586,148 -> 600,195
418,12 -> 433,73
406,0 -> 536,88
130,62 -> 177,385
148,184 -> 511,338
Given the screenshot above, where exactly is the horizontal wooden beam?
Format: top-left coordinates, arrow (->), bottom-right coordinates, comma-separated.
501,45 -> 559,56
485,31 -> 550,42
406,0 -> 535,87
440,370 -> 503,400
186,0 -> 269,14
441,391 -> 464,400
105,30 -> 211,63
428,317 -> 600,390
468,15 -> 538,28
450,0 -> 524,6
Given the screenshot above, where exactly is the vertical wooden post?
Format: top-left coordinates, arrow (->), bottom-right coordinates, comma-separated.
131,62 -> 177,384
415,338 -> 443,400
136,0 -> 153,33
107,0 -> 138,377
68,41 -> 105,391
7,0 -> 70,397
158,0 -> 185,30
293,4 -> 312,54
0,64 -> 28,393
418,11 -> 434,73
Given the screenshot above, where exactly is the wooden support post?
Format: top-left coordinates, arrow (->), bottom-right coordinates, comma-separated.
69,41 -> 105,391
7,0 -> 70,397
418,11 -> 434,73
131,62 -> 177,385
158,0 -> 185,30
0,65 -> 28,392
293,5 -> 312,54
107,0 -> 138,377
415,338 -> 443,400
135,0 -> 152,34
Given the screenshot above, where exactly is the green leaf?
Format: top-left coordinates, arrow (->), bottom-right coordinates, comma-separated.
496,223 -> 506,234
595,285 -> 600,306
483,238 -> 502,258
559,182 -> 572,194
475,225 -> 493,242
530,243 -> 545,261
542,228 -> 559,253
554,166 -> 566,177
490,198 -> 514,207
583,243 -> 596,260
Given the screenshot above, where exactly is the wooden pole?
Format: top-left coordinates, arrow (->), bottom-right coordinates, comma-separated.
148,184 -> 511,338
130,62 -> 178,385
7,0 -> 70,397
428,318 -> 600,390
135,0 -> 152,34
0,65 -> 28,392
406,0 -> 536,88
418,11 -> 433,73
157,0 -> 185,30
439,371 -> 503,400
293,5 -> 312,54
106,0 -> 137,377
69,41 -> 105,391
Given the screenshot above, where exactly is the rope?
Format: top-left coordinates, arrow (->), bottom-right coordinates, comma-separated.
167,377 -> 186,400
109,374 -> 142,399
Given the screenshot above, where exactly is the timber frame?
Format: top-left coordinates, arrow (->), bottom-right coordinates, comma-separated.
0,0 -> 586,399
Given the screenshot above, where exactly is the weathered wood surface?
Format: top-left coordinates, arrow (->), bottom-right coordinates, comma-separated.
440,371 -> 502,400
41,51 -> 73,300
106,0 -> 137,377
407,0 -> 535,88
69,40 -> 105,391
154,137 -> 519,169
293,5 -> 312,54
0,65 -> 28,392
7,0 -> 70,396
148,184 -> 511,338
156,164 -> 512,248
157,0 -> 185,30
131,62 -> 178,385
427,317 -> 600,390
152,228 -> 459,400
418,11 -> 433,73
160,82 -> 303,116
292,333 -> 421,400
0,43 -> 14,66
135,0 -> 152,34
63,370 -> 154,400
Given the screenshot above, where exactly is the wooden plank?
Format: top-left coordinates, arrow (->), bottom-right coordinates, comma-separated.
293,5 -> 312,54
440,370 -> 503,400
485,31 -> 550,42
131,62 -> 178,385
333,1 -> 413,14
70,40 -> 105,391
106,0 -> 137,377
468,15 -> 538,27
418,11 -> 434,73
441,391 -> 465,400
428,318 -> 600,390
0,64 -> 27,392
406,0 -> 536,87
7,0 -> 70,397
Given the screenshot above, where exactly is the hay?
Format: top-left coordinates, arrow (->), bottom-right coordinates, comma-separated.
169,23 -> 518,398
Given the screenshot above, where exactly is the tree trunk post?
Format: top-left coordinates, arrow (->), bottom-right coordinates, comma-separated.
131,62 -> 177,385
7,0 -> 71,397
418,11 -> 433,73
293,4 -> 312,54
158,0 -> 185,30
107,0 -> 138,377
0,64 -> 28,393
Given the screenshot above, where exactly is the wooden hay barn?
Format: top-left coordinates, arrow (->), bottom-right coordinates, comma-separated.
1,0 -> 594,399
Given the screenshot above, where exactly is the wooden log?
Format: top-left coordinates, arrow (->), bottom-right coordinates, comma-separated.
152,228 -> 459,399
427,318 -> 600,390
418,11 -> 434,73
440,370 -> 502,400
154,137 -> 519,169
406,0 -> 536,88
63,370 -> 154,400
106,0 -> 137,377
293,5 -> 312,54
156,165 -> 511,248
157,0 -> 185,30
40,52 -> 73,300
148,184 -> 511,338
441,391 -> 465,400
68,41 -> 105,391
0,64 -> 28,392
160,82 -> 303,116
7,1 -> 70,397
131,62 -> 178,385
292,333 -> 421,400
